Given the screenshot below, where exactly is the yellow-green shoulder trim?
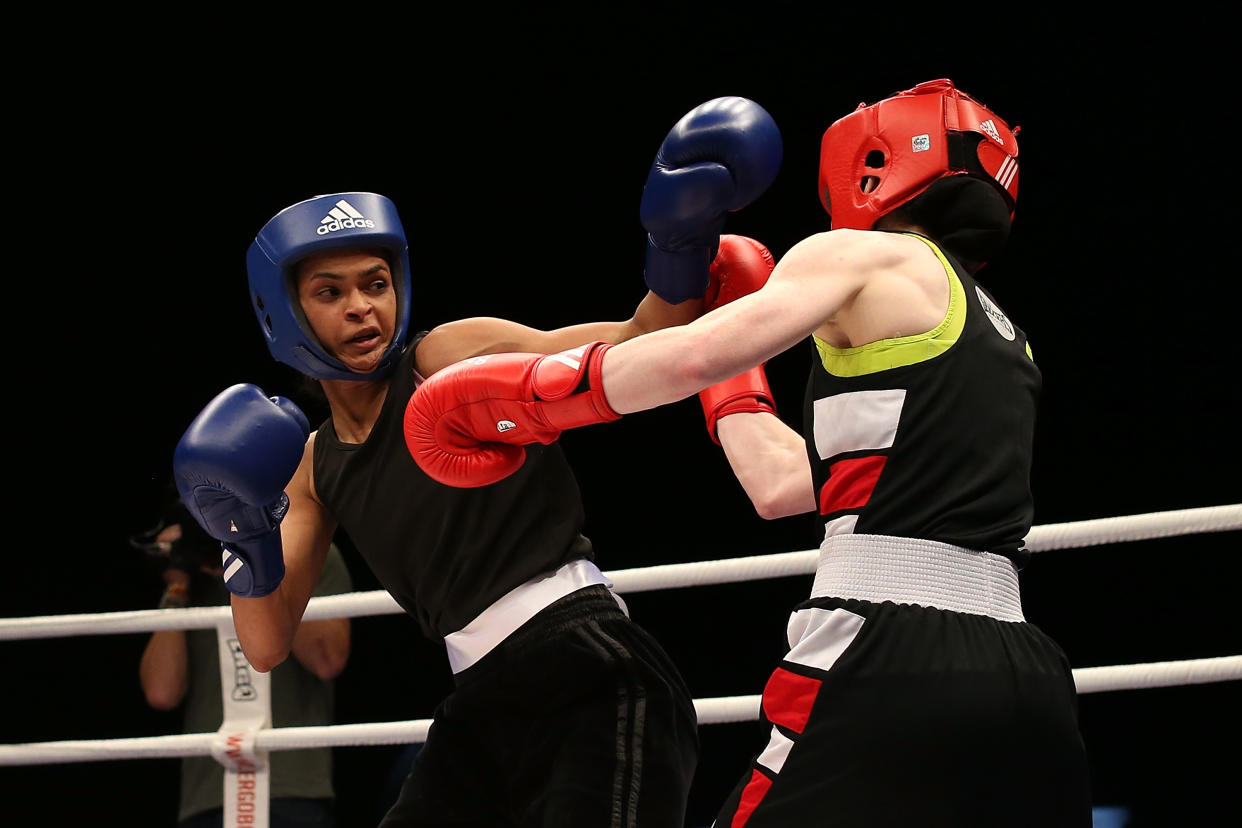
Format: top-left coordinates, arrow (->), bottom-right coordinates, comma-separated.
813,234 -> 965,377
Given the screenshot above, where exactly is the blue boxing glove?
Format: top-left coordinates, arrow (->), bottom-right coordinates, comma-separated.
172,384 -> 310,598
640,96 -> 783,304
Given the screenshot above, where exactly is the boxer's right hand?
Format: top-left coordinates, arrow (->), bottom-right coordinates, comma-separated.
404,342 -> 620,488
173,384 -> 309,597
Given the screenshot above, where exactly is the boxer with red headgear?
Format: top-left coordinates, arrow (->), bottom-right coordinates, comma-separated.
173,96 -> 782,826
408,79 -> 1093,826
820,77 -> 1021,272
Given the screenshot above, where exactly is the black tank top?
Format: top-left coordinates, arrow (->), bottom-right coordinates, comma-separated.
800,233 -> 1041,559
312,334 -> 595,639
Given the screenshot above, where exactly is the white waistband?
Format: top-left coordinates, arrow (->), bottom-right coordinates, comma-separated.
811,534 -> 1024,622
444,559 -> 615,674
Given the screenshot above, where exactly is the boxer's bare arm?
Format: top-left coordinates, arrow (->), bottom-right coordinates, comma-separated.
716,411 -> 816,518
414,292 -> 703,378
600,229 -> 948,412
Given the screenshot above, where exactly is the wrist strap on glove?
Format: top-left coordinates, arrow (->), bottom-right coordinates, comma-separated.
217,493 -> 289,598
533,341 -> 621,430
699,365 -> 776,445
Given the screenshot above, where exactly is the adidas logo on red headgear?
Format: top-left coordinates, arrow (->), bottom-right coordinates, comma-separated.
317,199 -> 377,235
978,119 -> 1003,145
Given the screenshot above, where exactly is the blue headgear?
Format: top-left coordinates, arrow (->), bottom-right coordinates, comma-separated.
246,192 -> 412,381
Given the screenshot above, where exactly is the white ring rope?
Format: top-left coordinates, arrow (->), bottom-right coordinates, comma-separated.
1021,504 -> 1242,551
3,503 -> 1239,768
4,504 -> 1238,642
4,656 -> 1241,767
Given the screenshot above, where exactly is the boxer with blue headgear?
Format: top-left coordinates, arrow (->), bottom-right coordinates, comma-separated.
246,191 -> 412,382
171,96 -> 784,824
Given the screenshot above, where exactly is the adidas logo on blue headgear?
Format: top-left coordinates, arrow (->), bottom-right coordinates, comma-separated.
316,199 -> 377,235
246,192 -> 413,381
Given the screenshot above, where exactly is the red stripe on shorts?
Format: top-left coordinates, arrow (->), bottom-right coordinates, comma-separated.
731,768 -> 774,828
761,667 -> 822,734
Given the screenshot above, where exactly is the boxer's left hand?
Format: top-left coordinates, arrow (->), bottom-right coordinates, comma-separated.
699,235 -> 779,443
641,97 -> 783,304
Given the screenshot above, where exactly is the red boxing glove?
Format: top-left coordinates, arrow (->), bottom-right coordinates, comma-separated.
703,234 -> 776,311
700,367 -> 776,445
699,235 -> 778,443
404,342 -> 620,487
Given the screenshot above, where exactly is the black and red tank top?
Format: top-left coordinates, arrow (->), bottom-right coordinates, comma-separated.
312,335 -> 594,639
800,233 -> 1041,560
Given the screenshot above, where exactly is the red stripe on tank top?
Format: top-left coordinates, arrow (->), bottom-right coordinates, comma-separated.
818,454 -> 887,515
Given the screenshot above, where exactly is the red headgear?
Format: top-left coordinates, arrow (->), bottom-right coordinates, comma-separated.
818,79 -> 1020,230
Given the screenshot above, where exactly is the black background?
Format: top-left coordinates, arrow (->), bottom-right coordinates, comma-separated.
5,6 -> 1240,826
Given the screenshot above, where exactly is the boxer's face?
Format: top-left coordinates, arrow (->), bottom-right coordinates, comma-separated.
295,248 -> 398,376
